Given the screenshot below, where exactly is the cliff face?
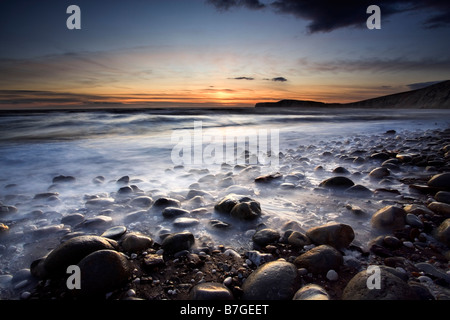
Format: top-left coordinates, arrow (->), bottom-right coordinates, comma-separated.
255,80 -> 450,109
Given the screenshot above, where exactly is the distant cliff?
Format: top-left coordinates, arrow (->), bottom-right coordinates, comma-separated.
255,80 -> 450,109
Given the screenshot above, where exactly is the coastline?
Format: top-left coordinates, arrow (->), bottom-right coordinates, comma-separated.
0,113 -> 449,300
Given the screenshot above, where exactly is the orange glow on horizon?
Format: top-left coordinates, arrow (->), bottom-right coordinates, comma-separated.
0,83 -> 404,110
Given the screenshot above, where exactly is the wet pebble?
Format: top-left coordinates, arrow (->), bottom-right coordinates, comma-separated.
406,213 -> 424,228
101,226 -> 127,240
294,245 -> 343,274
435,191 -> 450,204
173,217 -> 200,227
293,284 -> 329,300
241,260 -> 300,300
77,249 -> 132,298
189,282 -> 234,300
252,228 -> 280,247
161,231 -> 195,255
306,222 -> 355,249
121,233 -> 153,252
371,205 -> 406,230
162,207 -> 189,218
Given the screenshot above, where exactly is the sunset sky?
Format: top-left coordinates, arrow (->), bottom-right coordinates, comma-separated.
0,0 -> 449,108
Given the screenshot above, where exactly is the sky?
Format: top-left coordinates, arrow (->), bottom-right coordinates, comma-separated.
0,0 -> 449,109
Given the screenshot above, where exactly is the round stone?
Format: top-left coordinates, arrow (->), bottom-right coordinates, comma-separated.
241,260 -> 300,300
189,282 -> 234,300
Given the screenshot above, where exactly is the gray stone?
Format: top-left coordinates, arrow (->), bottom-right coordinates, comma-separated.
241,261 -> 300,300
162,207 -> 189,218
370,152 -> 391,161
215,194 -> 262,220
415,262 -> 450,284
230,202 -> 261,220
80,215 -> 113,229
101,226 -> 127,240
293,284 -> 330,300
406,213 -> 424,228
31,235 -> 118,279
214,194 -> 240,214
0,205 -> 18,214
77,249 -> 132,298
342,266 -> 418,300
130,196 -> 153,208
294,245 -> 343,274
173,217 -> 200,227
61,213 -> 85,226
85,198 -> 115,210
403,204 -> 434,216
319,176 -> 355,190
208,219 -> 231,229
344,185 -> 372,197
371,205 -> 406,230
161,231 -> 195,255
252,228 -> 280,246
287,231 -> 311,248
435,191 -> 450,204
143,253 -> 165,269
246,250 -> 274,266
369,167 -> 390,179
306,222 -> 354,249
333,167 -> 350,175
53,175 -> 76,184
152,197 -> 181,209
121,233 -> 153,252
189,282 -> 234,300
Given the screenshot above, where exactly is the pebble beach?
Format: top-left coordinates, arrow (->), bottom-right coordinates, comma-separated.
0,110 -> 450,301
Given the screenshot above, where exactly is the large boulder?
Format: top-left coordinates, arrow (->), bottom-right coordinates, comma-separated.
77,249 -> 132,298
241,261 -> 300,300
31,235 -> 118,279
306,223 -> 354,249
294,245 -> 343,274
342,266 -> 418,300
371,205 -> 406,230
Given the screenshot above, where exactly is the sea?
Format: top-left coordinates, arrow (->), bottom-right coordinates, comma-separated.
0,107 -> 449,298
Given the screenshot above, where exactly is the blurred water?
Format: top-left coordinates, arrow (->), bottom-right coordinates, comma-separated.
0,108 -> 449,298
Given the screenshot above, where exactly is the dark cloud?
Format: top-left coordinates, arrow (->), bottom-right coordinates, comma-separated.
230,76 -> 255,80
207,0 -> 450,33
206,0 -> 265,11
271,77 -> 287,82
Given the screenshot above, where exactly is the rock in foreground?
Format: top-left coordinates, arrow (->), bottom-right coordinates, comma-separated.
77,249 -> 132,298
241,261 -> 300,300
31,235 -> 118,279
342,266 -> 419,300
